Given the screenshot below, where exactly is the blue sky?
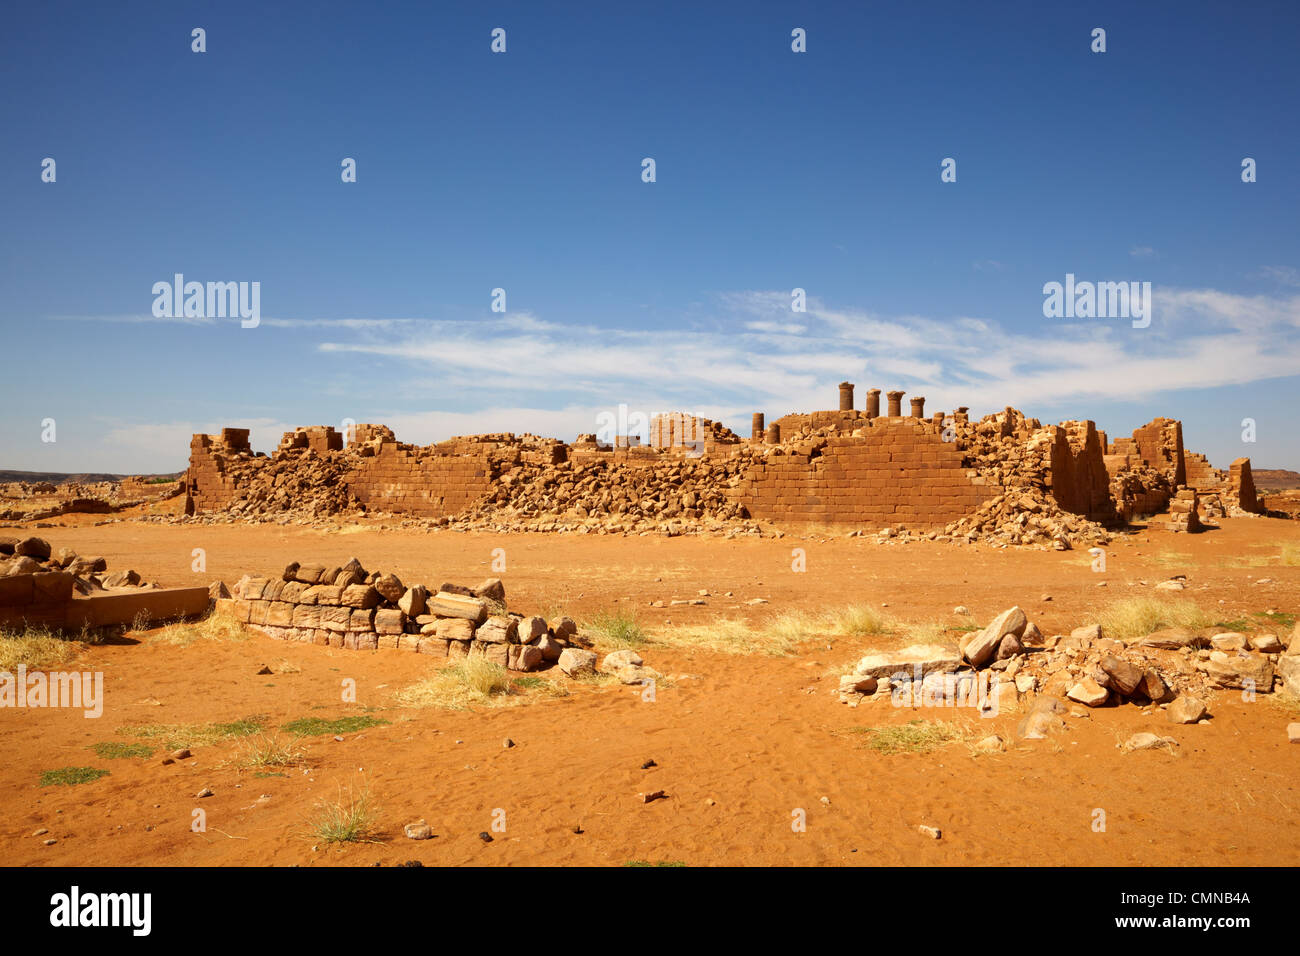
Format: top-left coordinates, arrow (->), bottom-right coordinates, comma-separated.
3,1 -> 1298,473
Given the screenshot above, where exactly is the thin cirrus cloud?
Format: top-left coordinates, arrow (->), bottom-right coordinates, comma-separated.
312,283 -> 1300,425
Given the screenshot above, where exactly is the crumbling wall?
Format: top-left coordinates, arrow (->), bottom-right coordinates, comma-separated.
1229,458 -> 1263,513
737,418 -> 995,526
187,428 -> 254,512
1039,422 -> 1118,524
346,441 -> 497,518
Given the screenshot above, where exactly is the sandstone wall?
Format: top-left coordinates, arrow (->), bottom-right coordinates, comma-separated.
735,418 -> 995,526
1042,422 -> 1120,524
346,442 -> 496,518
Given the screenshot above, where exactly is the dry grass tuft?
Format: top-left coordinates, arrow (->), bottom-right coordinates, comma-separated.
0,622 -> 84,671
844,718 -> 972,755
232,734 -> 308,770
148,607 -> 249,647
1096,597 -> 1212,640
393,655 -> 517,710
307,783 -> 377,844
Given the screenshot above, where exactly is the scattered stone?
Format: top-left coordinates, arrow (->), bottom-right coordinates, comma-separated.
196,787 -> 213,798
640,790 -> 667,804
404,820 -> 433,840
1066,678 -> 1109,707
1122,732 -> 1178,753
557,648 -> 598,677
917,825 -> 942,839
1250,633 -> 1282,653
1167,697 -> 1208,724
963,606 -> 1028,668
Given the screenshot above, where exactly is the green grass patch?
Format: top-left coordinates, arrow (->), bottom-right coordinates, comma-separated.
1256,610 -> 1297,631
40,766 -> 110,787
89,742 -> 152,760
280,714 -> 388,737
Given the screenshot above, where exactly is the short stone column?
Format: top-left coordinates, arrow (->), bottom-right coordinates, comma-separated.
886,390 -> 905,417
866,389 -> 881,419
910,396 -> 925,419
765,423 -> 781,444
751,413 -> 765,441
955,406 -> 970,423
838,381 -> 854,411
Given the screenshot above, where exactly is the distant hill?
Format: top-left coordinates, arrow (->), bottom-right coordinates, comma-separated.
1253,469 -> 1300,491
0,470 -> 183,485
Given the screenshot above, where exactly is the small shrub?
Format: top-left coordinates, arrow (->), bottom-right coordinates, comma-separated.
308,784 -> 377,844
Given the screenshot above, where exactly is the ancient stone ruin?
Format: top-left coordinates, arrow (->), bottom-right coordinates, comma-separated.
0,536 -> 209,632
184,384 -> 1267,545
220,558 -> 657,684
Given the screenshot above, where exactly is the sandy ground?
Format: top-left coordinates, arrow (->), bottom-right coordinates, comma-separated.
2,509 -> 1298,866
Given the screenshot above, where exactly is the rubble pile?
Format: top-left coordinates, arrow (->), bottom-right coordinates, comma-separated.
0,535 -> 158,594
839,605 -> 1300,733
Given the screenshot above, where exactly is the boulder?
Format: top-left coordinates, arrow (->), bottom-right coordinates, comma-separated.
1166,696 -> 1207,724
517,616 -> 548,644
398,586 -> 429,618
1249,633 -> 1282,653
14,536 -> 52,560
854,643 -> 962,680
537,633 -> 564,662
1122,732 -> 1178,753
1139,669 -> 1172,703
427,591 -> 489,624
373,573 -> 405,604
509,644 -> 544,672
1273,655 -> 1300,696
472,578 -> 506,603
1199,653 -> 1274,691
963,607 -> 1027,668
1140,627 -> 1203,650
476,616 -> 517,644
602,649 -> 643,671
1210,632 -> 1248,651
1070,624 -> 1103,643
558,648 -> 598,677
434,618 -> 476,641
1100,655 -> 1145,696
341,584 -> 381,609
1066,678 -> 1109,707
102,569 -> 141,589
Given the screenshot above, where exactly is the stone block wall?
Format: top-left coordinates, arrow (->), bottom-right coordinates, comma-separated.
227,559 -> 573,671
735,418 -> 995,526
345,442 -> 496,518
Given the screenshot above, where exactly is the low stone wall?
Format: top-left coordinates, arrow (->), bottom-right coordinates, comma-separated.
0,535 -> 208,631
224,558 -> 578,671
